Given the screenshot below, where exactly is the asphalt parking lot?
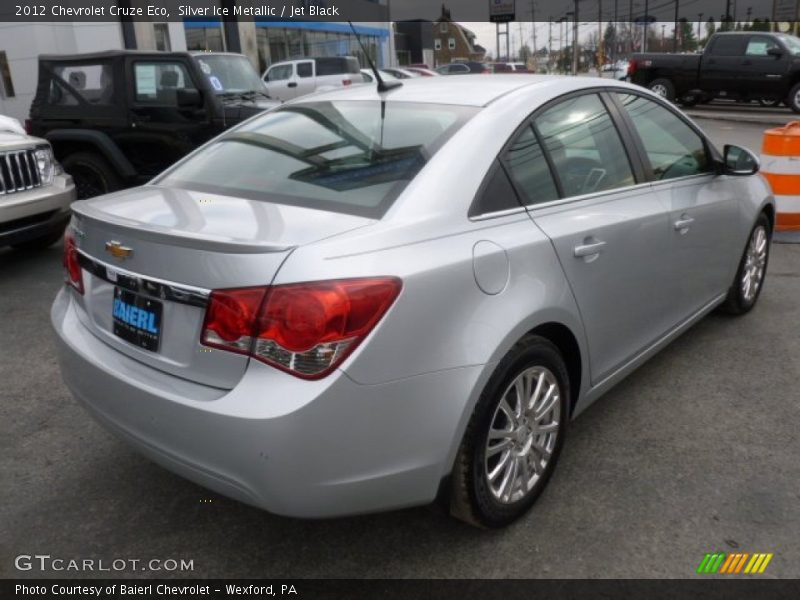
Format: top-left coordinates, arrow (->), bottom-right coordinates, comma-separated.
3,120 -> 799,580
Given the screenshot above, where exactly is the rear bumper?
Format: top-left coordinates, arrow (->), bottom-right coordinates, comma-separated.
0,175 -> 75,246
51,288 -> 483,518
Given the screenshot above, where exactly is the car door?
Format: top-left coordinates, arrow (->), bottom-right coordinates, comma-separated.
263,63 -> 294,101
293,60 -> 316,97
612,91 -> 740,319
741,35 -> 790,99
120,57 -> 212,179
510,92 -> 676,384
702,35 -> 748,97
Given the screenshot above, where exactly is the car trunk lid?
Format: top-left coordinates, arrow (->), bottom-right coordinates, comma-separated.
68,185 -> 373,389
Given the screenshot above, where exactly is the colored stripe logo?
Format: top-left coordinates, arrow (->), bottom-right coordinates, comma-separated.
696,552 -> 773,574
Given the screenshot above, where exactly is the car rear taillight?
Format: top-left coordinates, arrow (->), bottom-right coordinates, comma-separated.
342,79 -> 352,86
63,231 -> 84,295
201,278 -> 401,379
627,60 -> 637,77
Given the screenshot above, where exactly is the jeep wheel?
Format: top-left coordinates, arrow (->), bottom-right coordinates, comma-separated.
62,152 -> 121,200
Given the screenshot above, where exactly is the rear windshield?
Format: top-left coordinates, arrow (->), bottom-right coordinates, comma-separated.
316,57 -> 360,75
158,101 -> 478,218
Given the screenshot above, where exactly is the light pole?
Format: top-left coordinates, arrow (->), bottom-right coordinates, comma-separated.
572,1 -> 579,75
697,13 -> 703,40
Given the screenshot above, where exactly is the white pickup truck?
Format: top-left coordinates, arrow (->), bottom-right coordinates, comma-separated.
262,56 -> 364,102
0,115 -> 76,250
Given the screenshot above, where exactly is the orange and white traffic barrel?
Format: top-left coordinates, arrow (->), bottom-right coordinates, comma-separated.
761,121 -> 800,241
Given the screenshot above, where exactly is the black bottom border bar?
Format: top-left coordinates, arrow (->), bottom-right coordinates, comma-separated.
4,579 -> 800,600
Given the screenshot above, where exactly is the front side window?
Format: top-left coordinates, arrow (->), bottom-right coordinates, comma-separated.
267,64 -> 292,82
616,93 -> 711,181
158,101 -> 478,218
134,62 -> 195,104
502,125 -> 558,206
746,36 -> 780,56
534,94 -> 635,198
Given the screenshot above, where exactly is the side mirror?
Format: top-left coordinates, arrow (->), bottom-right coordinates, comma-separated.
767,47 -> 783,57
723,144 -> 759,176
176,88 -> 202,108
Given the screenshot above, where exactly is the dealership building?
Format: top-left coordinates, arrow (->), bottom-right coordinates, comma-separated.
0,0 -> 393,122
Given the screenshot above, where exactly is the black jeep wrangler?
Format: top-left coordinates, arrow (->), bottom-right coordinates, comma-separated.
29,50 -> 278,199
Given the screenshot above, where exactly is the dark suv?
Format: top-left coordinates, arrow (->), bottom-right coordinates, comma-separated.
29,50 -> 278,199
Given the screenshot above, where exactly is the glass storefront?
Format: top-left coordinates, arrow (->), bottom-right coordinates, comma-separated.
185,25 -> 225,52
256,26 -> 381,73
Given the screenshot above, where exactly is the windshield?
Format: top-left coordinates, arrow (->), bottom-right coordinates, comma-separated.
158,101 -> 478,218
777,34 -> 800,56
192,54 -> 264,95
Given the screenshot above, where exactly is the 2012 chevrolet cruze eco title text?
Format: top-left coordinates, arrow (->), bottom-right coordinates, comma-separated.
51,75 -> 773,528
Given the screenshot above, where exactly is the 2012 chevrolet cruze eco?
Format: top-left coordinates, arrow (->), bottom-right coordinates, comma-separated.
52,76 -> 773,527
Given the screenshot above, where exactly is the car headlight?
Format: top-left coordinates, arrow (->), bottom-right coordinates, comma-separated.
35,145 -> 55,186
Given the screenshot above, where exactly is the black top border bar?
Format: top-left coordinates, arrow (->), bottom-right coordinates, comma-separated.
0,1 -> 790,23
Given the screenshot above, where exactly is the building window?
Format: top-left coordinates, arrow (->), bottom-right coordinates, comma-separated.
448,38 -> 456,50
440,22 -> 448,33
434,38 -> 442,51
154,24 -> 171,51
185,25 -> 225,52
0,51 -> 15,98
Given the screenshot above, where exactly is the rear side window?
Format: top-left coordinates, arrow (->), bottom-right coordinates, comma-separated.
159,101 -> 478,218
502,125 -> 558,206
315,57 -> 360,76
297,62 -> 313,78
534,94 -> 635,198
48,62 -> 114,106
709,36 -> 747,56
469,162 -> 522,217
616,93 -> 711,180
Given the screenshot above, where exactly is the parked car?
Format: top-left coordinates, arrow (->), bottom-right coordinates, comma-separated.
380,67 -> 422,79
262,56 -> 363,102
359,69 -> 400,84
52,76 -> 773,528
403,67 -> 440,77
1,114 -> 76,249
490,62 -> 532,74
436,61 -> 489,75
629,32 -> 800,112
28,50 -> 277,200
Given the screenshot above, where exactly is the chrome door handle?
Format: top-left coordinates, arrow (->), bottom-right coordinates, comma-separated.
573,240 -> 606,258
674,217 -> 695,231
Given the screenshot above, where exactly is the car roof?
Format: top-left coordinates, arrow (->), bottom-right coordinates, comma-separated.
304,74 -> 581,107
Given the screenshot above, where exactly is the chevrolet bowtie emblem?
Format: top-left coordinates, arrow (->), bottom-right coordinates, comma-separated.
105,241 -> 133,260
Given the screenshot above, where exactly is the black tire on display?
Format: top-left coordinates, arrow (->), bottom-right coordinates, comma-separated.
788,83 -> 800,114
61,152 -> 122,200
720,213 -> 772,316
648,78 -> 676,102
449,335 -> 570,528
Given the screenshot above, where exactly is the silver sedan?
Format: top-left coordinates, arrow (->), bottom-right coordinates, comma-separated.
51,75 -> 773,528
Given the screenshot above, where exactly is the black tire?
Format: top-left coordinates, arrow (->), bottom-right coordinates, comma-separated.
449,335 -> 570,528
11,227 -> 65,251
61,152 -> 122,200
648,78 -> 676,102
720,213 -> 771,315
788,83 -> 800,114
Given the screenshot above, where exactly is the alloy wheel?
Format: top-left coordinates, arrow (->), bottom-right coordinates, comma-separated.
650,84 -> 668,97
741,225 -> 768,303
484,366 -> 561,504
